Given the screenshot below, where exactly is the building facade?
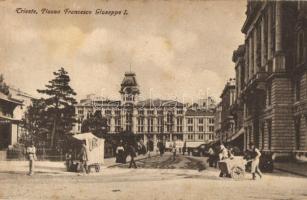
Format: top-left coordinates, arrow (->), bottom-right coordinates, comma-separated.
234,1 -> 307,154
214,102 -> 222,142
219,79 -> 236,143
74,72 -> 215,146
0,76 -> 28,159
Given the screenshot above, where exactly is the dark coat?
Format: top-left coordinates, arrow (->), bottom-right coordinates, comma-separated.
147,140 -> 154,151
129,145 -> 137,158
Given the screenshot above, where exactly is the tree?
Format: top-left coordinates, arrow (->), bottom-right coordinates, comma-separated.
37,67 -> 77,149
81,110 -> 108,138
21,98 -> 49,145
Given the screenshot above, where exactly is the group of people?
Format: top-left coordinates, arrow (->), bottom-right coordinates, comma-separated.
208,142 -> 263,180
115,140 -> 137,168
115,138 -> 169,168
25,139 -> 263,180
64,141 -> 89,174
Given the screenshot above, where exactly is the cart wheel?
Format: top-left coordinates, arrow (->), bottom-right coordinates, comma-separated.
231,166 -> 245,180
95,165 -> 100,172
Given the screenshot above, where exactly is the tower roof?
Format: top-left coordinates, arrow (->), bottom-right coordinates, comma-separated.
119,71 -> 140,95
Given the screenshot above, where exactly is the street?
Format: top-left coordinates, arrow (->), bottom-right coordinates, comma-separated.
0,153 -> 307,200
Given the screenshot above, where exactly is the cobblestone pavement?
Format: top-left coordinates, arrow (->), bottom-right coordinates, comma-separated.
0,153 -> 307,200
115,152 -> 208,171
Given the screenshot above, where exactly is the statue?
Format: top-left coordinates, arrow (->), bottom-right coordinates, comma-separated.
0,74 -> 10,95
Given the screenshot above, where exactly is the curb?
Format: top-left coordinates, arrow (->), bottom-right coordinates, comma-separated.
274,167 -> 307,178
107,155 -> 159,168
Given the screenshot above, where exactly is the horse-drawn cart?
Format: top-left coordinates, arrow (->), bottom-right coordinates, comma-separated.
218,156 -> 247,179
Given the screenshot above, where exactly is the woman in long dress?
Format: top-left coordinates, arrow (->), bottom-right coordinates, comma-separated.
116,141 -> 125,163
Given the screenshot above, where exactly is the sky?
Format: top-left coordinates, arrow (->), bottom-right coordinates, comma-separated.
0,0 -> 246,103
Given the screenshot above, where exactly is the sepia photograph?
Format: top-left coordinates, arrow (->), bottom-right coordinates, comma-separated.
0,0 -> 307,199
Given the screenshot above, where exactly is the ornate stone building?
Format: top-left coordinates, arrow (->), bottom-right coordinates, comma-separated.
233,1 -> 307,155
74,72 -> 215,146
0,76 -> 31,159
218,79 -> 236,143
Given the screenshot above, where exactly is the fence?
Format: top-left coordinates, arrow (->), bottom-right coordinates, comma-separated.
6,145 -> 115,161
6,147 -> 65,161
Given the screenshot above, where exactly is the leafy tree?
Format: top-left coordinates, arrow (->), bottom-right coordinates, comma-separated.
20,98 -> 49,145
81,110 -> 108,138
37,67 -> 77,149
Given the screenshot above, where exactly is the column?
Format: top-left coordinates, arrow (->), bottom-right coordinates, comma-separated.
249,36 -> 253,79
275,1 -> 283,52
110,117 -> 115,133
245,41 -> 249,83
254,28 -> 258,74
11,124 -> 18,146
132,113 -> 137,134
267,5 -> 272,60
274,1 -> 286,72
261,17 -> 266,67
153,134 -> 157,151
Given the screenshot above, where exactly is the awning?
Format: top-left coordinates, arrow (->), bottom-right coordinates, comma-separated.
0,114 -> 21,123
228,127 -> 244,142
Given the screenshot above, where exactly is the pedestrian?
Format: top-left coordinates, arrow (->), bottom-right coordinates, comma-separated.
182,141 -> 187,155
213,145 -> 220,168
157,139 -> 165,156
218,143 -> 229,177
26,141 -> 36,176
65,149 -> 73,172
128,143 -> 137,169
249,142 -> 263,180
79,140 -> 88,174
172,139 -> 177,161
147,138 -> 154,158
207,146 -> 215,167
116,140 -> 126,164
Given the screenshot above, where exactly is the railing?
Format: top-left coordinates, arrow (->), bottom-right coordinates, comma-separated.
6,147 -> 66,161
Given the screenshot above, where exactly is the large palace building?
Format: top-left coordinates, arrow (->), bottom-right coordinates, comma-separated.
73,72 -> 215,146
223,1 -> 307,157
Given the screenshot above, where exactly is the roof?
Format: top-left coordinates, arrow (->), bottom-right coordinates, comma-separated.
0,92 -> 23,105
220,80 -> 236,98
73,132 -> 103,141
185,109 -> 214,116
119,71 -> 140,95
9,86 -> 36,100
77,99 -> 121,107
136,99 -> 184,108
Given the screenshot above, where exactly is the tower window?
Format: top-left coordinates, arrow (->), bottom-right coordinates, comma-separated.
295,78 -> 301,102
297,32 -> 304,65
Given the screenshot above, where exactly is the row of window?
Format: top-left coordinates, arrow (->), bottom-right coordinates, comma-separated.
77,109 -> 204,116
187,118 -> 214,124
187,134 -> 214,140
135,125 -> 214,133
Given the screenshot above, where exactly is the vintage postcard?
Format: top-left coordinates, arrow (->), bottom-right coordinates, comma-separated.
0,0 -> 307,199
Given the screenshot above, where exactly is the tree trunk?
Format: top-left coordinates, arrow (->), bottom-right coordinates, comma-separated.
51,119 -> 56,149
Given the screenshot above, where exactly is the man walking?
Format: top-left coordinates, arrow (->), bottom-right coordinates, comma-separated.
249,142 -> 262,180
172,139 -> 177,161
147,138 -> 154,158
128,143 -> 137,169
182,141 -> 187,155
218,143 -> 229,177
26,141 -> 36,176
157,139 -> 165,157
79,140 -> 88,174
